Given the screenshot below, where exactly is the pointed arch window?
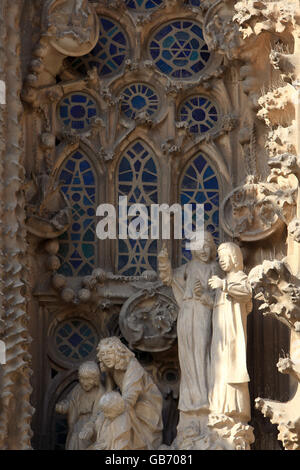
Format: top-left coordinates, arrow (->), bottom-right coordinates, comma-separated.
117,141 -> 159,275
57,150 -> 97,276
180,152 -> 219,263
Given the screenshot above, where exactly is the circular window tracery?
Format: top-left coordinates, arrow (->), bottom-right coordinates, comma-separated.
120,83 -> 159,120
126,0 -> 163,11
70,17 -> 129,78
54,319 -> 98,362
58,92 -> 98,132
178,96 -> 218,134
149,20 -> 210,79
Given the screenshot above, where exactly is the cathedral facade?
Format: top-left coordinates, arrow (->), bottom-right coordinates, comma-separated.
0,0 -> 299,450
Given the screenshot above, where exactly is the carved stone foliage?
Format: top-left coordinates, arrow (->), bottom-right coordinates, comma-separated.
119,287 -> 178,352
248,260 -> 300,332
222,153 -> 298,241
249,258 -> 300,450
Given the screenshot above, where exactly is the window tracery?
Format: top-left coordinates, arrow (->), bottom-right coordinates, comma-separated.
178,95 -> 218,135
58,150 -> 97,277
125,0 -> 163,11
54,318 -> 98,362
180,153 -> 219,263
148,20 -> 210,79
58,92 -> 99,132
117,140 -> 159,275
120,83 -> 160,120
70,17 -> 129,77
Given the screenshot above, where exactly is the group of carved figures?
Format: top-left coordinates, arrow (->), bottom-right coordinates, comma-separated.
57,232 -> 253,450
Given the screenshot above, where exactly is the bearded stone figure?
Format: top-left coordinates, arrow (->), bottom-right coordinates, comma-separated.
55,361 -> 105,450
96,337 -> 163,450
208,243 -> 253,427
158,232 -> 218,422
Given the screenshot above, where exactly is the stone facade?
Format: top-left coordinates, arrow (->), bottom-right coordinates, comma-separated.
0,0 -> 299,449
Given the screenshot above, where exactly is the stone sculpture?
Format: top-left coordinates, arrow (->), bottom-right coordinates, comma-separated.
96,337 -> 163,450
208,242 -> 254,449
55,361 -> 104,450
158,232 -> 218,430
85,391 -> 131,450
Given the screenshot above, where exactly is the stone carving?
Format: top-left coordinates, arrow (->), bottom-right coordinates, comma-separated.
55,361 -> 104,450
234,1 -> 297,39
257,85 -> 295,128
86,391 -> 131,450
158,232 -> 218,427
249,259 -> 300,449
43,0 -> 99,57
0,0 -> 35,450
119,289 -> 178,352
255,352 -> 300,450
208,242 -> 254,450
25,171 -> 71,239
96,337 -> 163,450
248,260 -> 300,332
222,152 -> 298,241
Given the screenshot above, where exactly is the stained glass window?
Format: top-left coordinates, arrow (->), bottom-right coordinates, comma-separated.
149,20 -> 210,79
54,319 -> 98,362
126,0 -> 163,10
125,0 -> 163,12
70,17 -> 129,77
184,0 -> 201,6
58,92 -> 98,132
58,151 -> 96,276
180,153 -> 219,263
117,141 -> 158,275
179,96 -> 218,134
120,83 -> 159,120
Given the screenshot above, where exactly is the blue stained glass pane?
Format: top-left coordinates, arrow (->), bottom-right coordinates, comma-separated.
204,166 -> 214,179
83,171 -> 95,185
204,177 -> 218,189
60,106 -> 68,118
78,264 -> 93,276
149,20 -> 210,79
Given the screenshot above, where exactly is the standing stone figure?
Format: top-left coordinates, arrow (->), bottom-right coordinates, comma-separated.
96,337 -> 163,450
158,231 -> 218,416
55,361 -> 104,450
208,242 -> 252,422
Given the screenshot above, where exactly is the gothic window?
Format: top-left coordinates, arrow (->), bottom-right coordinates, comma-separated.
117,141 -> 159,275
120,83 -> 160,120
58,92 -> 99,132
70,17 -> 129,77
58,150 -> 97,276
180,153 -> 219,263
149,20 -> 210,79
54,318 -> 98,363
178,95 -> 218,134
125,0 -> 163,11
